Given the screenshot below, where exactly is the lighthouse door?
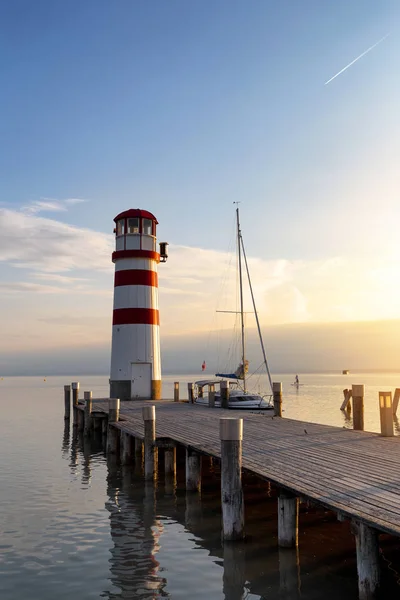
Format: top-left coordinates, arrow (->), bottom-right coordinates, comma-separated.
131,363 -> 152,399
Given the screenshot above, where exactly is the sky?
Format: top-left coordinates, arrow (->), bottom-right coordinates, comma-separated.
1,0 -> 400,375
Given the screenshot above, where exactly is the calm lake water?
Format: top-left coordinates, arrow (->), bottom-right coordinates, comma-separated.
1,373 -> 400,599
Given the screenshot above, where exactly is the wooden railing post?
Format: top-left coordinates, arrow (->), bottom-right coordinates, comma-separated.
72,382 -> 80,427
352,384 -> 364,431
379,391 -> 394,437
273,382 -> 283,417
220,417 -> 244,540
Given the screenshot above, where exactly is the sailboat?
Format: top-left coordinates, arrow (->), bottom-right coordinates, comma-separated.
194,206 -> 274,411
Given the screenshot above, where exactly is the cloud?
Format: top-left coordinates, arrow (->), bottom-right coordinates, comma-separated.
21,200 -> 68,215
0,208 -> 113,273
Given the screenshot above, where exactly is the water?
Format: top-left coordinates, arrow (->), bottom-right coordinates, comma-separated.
1,374 -> 400,599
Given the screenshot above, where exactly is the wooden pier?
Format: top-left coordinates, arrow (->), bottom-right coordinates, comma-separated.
66,387 -> 400,599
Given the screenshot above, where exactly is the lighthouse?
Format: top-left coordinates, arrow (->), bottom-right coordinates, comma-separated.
110,209 -> 168,401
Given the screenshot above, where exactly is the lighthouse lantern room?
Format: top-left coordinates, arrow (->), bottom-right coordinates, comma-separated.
110,209 -> 167,401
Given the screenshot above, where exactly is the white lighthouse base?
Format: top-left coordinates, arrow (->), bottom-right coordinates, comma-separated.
109,379 -> 161,401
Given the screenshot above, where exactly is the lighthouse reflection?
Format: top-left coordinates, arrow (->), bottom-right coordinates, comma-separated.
104,464 -> 166,599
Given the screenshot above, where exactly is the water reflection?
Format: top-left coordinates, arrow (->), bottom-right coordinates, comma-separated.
223,543 -> 246,600
62,422 -> 70,459
279,547 -> 301,599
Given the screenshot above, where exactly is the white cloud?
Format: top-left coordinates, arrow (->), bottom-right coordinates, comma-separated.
21,200 -> 68,215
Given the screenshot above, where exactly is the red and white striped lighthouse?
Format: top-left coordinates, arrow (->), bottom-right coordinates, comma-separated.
110,209 -> 168,401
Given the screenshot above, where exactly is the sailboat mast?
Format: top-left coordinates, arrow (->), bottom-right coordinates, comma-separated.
236,207 -> 246,393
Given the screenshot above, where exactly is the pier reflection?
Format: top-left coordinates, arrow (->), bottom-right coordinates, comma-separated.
63,434 -> 382,600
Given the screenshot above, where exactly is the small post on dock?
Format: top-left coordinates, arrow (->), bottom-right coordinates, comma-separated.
379,391 -> 394,437
273,382 -> 283,417
209,383 -> 216,408
72,382 -> 80,426
84,391 -> 92,436
352,384 -> 365,431
278,489 -> 299,548
185,447 -> 202,492
392,388 -> 400,416
220,417 -> 244,540
221,380 -> 229,409
120,432 -> 133,465
187,383 -> 194,403
143,406 -> 157,480
174,381 -> 180,402
64,385 -> 71,420
353,520 -> 380,600
107,398 -> 120,455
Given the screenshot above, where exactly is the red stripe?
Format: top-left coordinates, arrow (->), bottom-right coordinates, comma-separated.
114,270 -> 158,288
112,250 -> 160,263
113,308 -> 159,325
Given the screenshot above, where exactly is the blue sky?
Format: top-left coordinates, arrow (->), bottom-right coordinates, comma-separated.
1,1 -> 400,373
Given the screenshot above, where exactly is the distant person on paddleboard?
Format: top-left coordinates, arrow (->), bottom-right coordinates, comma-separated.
295,375 -> 299,385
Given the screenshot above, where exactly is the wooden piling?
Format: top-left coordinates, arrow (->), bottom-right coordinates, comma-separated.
353,521 -> 380,600
84,391 -> 92,436
379,391 -> 394,437
352,384 -> 365,431
273,382 -> 283,417
120,431 -> 133,465
278,489 -> 299,548
143,406 -> 157,480
392,388 -> 400,416
185,447 -> 201,492
77,407 -> 84,432
72,382 -> 80,427
101,417 -> 107,436
174,381 -> 179,402
107,398 -> 120,455
220,417 -> 244,541
187,383 -> 194,403
109,397 -> 120,423
221,380 -> 229,409
164,447 -> 176,476
209,383 -> 216,408
64,385 -> 71,420
340,388 -> 352,411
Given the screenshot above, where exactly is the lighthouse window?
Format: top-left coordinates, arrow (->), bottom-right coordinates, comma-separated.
143,218 -> 153,235
127,218 -> 139,234
116,220 -> 125,236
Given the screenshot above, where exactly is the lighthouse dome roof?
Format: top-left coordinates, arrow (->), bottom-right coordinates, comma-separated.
114,209 -> 158,224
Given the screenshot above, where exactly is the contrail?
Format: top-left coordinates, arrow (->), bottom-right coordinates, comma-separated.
325,33 -> 390,85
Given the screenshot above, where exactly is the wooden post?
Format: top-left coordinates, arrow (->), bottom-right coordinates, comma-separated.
352,384 -> 365,431
273,382 -> 283,417
72,382 -> 80,426
64,385 -> 71,420
353,520 -> 380,600
209,383 -> 216,408
379,391 -> 394,437
107,398 -> 120,455
341,388 -> 352,411
185,447 -> 201,492
84,391 -> 92,436
174,381 -> 179,402
77,407 -> 84,432
120,432 -> 133,465
164,447 -> 176,476
109,397 -> 120,423
278,489 -> 299,547
135,437 -> 143,460
220,417 -> 244,540
101,417 -> 108,436
187,383 -> 194,403
143,406 -> 157,480
221,380 -> 229,409
392,388 -> 400,416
